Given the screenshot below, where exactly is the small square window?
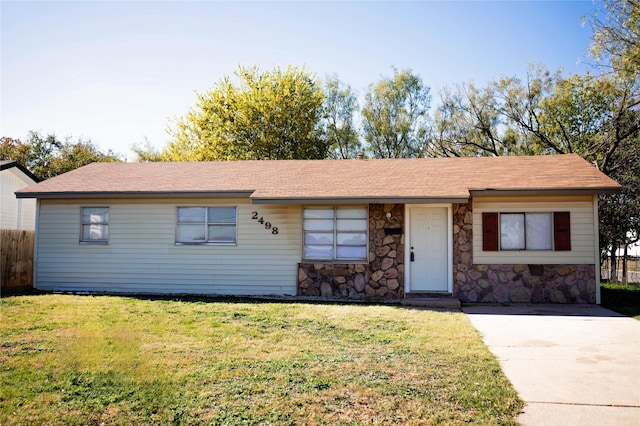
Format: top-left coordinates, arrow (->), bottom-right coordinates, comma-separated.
81,207 -> 109,243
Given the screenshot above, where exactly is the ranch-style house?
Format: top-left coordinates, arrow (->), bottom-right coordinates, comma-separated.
15,154 -> 620,304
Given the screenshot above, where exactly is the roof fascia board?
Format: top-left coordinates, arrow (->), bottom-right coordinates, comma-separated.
1,161 -> 40,182
469,187 -> 621,196
251,197 -> 470,205
15,191 -> 255,199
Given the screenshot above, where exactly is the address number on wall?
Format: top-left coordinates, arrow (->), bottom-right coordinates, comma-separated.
251,211 -> 279,235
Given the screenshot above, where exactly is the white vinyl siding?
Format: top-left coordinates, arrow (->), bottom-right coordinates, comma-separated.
1,168 -> 37,230
473,195 -> 597,264
34,198 -> 301,295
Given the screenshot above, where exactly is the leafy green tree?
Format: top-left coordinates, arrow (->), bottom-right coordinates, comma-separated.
131,137 -> 164,162
588,0 -> 640,77
536,73 -> 638,173
585,0 -> 639,278
322,76 -> 362,159
0,137 -> 31,167
166,66 -> 327,161
599,173 -> 639,281
489,66 -> 637,176
0,131 -> 121,180
428,83 -> 530,157
493,65 -> 563,155
361,68 -> 431,158
435,65 -> 638,175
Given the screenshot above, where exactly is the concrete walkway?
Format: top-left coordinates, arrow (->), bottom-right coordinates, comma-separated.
463,305 -> 640,426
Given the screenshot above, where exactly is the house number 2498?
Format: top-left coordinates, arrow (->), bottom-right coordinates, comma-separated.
251,211 -> 279,235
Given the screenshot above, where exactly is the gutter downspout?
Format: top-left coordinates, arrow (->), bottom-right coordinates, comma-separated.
17,199 -> 23,229
32,199 -> 39,290
594,194 -> 601,304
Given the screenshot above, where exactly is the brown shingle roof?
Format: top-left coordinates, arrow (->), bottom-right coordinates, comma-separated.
15,154 -> 620,202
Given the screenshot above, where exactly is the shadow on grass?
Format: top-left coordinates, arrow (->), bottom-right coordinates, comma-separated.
0,286 -> 34,297
10,289 -> 408,308
601,282 -> 640,319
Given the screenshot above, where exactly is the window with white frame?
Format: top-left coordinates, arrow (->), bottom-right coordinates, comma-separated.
303,206 -> 368,261
81,207 -> 109,243
176,207 -> 237,244
500,212 -> 552,251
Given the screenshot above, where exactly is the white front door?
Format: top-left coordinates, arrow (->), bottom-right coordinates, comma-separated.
409,207 -> 448,292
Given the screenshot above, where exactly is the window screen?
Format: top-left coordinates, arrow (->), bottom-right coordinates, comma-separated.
177,207 -> 236,244
81,207 -> 109,243
303,206 -> 367,260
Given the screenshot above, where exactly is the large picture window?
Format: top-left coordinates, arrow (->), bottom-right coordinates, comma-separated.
483,211 -> 570,252
500,213 -> 552,251
303,206 -> 368,261
176,207 -> 236,244
81,207 -> 109,243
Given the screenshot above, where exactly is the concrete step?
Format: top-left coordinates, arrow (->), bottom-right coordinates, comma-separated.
404,291 -> 453,299
400,297 -> 461,309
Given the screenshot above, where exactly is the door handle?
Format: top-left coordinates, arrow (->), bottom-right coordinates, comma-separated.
410,247 -> 415,262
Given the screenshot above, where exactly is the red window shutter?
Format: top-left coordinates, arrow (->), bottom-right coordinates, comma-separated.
554,212 -> 571,251
482,212 -> 499,251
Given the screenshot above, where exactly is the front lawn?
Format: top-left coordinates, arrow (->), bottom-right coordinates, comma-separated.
0,295 -> 523,425
601,282 -> 640,319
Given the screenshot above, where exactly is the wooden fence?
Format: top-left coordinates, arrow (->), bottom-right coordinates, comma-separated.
1,229 -> 34,294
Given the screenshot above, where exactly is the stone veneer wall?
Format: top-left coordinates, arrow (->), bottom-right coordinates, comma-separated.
297,204 -> 405,299
453,202 -> 597,304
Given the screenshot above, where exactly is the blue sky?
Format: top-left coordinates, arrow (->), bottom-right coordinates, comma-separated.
1,1 -> 596,160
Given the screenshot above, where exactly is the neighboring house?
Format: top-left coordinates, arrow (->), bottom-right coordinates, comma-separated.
1,160 -> 39,230
16,154 -> 620,304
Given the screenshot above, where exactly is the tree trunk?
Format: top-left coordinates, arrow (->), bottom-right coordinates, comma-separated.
622,244 -> 628,286
610,242 -> 618,283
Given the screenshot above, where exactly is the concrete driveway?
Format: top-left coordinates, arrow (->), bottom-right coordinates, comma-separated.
463,305 -> 640,426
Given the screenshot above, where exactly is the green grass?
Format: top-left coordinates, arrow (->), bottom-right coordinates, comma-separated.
0,295 -> 523,425
601,282 -> 640,319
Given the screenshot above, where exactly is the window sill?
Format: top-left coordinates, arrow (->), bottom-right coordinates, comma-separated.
498,249 -> 554,252
302,259 -> 369,264
175,242 -> 237,247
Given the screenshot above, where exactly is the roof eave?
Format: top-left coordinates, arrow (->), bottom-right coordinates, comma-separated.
469,187 -> 621,196
1,161 -> 41,183
250,196 -> 470,205
15,190 -> 255,199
